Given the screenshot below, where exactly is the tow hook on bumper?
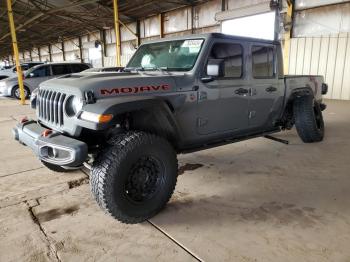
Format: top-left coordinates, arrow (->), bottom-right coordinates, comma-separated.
13,120 -> 88,167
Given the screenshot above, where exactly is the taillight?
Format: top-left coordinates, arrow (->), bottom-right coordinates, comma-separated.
22,73 -> 25,80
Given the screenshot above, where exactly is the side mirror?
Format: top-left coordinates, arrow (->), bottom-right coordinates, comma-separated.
29,73 -> 35,78
206,59 -> 224,77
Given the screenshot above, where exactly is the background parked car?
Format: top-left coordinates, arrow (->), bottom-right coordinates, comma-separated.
0,65 -> 12,70
0,62 -> 91,99
0,62 -> 43,80
83,66 -> 124,72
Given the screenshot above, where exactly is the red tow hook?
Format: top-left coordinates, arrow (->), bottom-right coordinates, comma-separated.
20,116 -> 28,124
42,129 -> 53,137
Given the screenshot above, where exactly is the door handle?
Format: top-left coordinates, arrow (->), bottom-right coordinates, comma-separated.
234,88 -> 249,95
266,86 -> 277,93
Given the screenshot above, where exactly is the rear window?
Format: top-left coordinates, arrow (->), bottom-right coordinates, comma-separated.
71,64 -> 89,73
52,64 -> 72,75
252,45 -> 274,78
28,63 -> 42,69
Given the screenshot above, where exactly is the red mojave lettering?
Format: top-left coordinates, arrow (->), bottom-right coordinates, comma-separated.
100,84 -> 170,95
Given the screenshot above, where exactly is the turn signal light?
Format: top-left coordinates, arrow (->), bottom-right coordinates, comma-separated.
80,111 -> 113,123
42,129 -> 52,137
98,114 -> 113,123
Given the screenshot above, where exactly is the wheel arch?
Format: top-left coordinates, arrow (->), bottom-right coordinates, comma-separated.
280,86 -> 315,128
11,84 -> 30,97
286,86 -> 315,110
102,98 -> 182,149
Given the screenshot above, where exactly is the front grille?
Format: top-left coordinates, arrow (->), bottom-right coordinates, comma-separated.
37,89 -> 67,126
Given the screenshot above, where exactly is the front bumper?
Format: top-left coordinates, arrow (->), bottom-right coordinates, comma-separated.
13,120 -> 88,167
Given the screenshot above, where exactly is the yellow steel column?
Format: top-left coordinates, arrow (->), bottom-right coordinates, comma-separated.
113,0 -> 121,66
283,1 -> 293,74
159,13 -> 163,38
6,0 -> 25,104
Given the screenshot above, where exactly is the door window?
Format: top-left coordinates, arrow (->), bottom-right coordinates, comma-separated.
209,43 -> 243,78
31,66 -> 50,77
252,46 -> 274,78
52,64 -> 72,75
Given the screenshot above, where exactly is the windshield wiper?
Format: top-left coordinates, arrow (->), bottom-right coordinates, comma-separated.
123,66 -> 145,72
143,66 -> 170,74
124,66 -> 171,74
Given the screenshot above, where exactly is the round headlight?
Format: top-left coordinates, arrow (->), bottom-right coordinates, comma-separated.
65,96 -> 83,117
31,88 -> 39,99
30,88 -> 39,109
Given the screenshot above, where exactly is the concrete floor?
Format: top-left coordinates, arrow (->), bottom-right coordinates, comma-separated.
0,97 -> 349,262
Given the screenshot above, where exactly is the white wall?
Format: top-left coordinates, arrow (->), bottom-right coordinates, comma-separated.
287,1 -> 350,100
288,33 -> 350,100
293,2 -> 350,37
295,0 -> 349,10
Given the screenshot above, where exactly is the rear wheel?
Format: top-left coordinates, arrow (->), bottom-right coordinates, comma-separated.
90,131 -> 178,224
293,95 -> 324,143
12,85 -> 30,100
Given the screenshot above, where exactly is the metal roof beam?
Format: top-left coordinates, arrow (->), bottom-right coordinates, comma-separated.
0,0 -> 101,41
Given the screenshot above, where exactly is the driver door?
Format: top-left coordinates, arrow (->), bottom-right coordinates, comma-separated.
26,65 -> 51,89
197,41 -> 250,135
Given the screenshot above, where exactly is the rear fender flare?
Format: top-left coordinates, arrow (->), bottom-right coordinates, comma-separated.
281,86 -> 315,122
289,86 -> 314,100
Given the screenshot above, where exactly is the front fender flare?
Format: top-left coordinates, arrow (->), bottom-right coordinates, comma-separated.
77,96 -> 183,145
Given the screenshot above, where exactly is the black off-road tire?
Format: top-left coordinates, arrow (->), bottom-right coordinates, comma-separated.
41,161 -> 71,173
12,85 -> 30,100
91,131 -> 178,224
293,95 -> 325,143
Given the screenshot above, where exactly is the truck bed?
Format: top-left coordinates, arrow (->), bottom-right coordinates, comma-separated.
284,75 -> 325,102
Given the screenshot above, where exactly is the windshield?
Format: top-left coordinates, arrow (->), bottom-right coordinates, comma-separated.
127,39 -> 204,71
25,64 -> 43,76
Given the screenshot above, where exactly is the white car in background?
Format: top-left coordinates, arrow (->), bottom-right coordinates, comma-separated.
0,62 -> 43,80
0,62 -> 91,99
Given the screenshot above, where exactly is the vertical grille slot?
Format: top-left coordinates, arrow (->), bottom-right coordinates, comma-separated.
53,92 -> 59,124
37,89 -> 66,126
58,93 -> 66,126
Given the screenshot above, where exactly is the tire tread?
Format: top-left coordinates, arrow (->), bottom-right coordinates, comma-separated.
90,131 -> 178,224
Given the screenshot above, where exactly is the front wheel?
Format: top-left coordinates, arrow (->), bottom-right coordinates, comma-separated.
12,85 -> 30,100
90,131 -> 178,224
293,95 -> 325,143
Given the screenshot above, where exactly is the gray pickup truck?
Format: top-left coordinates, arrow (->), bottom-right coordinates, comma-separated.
13,33 -> 328,223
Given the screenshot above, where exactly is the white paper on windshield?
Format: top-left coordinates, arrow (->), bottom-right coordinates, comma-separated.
182,40 -> 203,53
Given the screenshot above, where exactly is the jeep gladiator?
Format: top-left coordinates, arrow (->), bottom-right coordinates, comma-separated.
13,33 -> 328,223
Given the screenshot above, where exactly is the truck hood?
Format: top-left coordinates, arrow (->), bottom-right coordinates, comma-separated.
39,71 -> 191,99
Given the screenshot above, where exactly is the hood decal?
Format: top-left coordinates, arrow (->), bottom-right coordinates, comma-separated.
100,84 -> 170,95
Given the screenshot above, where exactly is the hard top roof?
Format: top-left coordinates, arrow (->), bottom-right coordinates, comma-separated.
143,33 -> 279,45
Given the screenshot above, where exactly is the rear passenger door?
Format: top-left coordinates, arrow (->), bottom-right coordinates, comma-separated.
248,44 -> 283,129
50,64 -> 72,79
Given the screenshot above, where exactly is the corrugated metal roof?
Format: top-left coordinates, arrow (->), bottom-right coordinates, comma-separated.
0,0 -> 209,57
